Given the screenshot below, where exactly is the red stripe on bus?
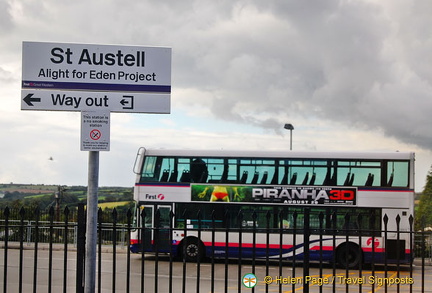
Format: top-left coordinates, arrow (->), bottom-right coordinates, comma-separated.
202,241 -> 294,249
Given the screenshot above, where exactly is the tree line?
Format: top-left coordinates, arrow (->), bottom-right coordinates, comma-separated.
416,167 -> 432,231
0,185 -> 134,223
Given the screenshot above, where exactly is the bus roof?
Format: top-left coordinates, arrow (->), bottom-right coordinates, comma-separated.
139,148 -> 414,161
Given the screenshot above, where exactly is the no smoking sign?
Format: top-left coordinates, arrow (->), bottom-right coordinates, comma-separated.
90,129 -> 102,140
81,111 -> 110,151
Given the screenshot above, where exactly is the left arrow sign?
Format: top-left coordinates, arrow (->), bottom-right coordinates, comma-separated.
23,93 -> 41,106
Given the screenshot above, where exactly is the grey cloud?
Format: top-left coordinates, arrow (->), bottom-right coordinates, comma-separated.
0,1 -> 13,33
2,0 -> 432,150
168,1 -> 432,149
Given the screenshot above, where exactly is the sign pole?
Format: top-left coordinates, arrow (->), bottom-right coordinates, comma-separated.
85,150 -> 99,293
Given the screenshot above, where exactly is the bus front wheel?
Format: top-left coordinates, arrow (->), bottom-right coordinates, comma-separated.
336,243 -> 362,269
181,237 -> 205,262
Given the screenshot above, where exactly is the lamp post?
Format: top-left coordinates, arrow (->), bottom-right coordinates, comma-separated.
284,123 -> 294,150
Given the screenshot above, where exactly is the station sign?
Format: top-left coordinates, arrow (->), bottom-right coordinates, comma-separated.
21,41 -> 171,113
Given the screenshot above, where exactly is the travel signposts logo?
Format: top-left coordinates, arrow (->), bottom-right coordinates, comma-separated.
242,273 -> 257,288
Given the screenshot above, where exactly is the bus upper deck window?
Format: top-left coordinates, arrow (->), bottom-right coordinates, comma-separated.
387,161 -> 409,187
140,156 -> 161,182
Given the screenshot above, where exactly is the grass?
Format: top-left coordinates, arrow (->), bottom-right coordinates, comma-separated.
98,201 -> 132,209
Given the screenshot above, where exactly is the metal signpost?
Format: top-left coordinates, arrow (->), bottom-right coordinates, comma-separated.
21,41 -> 171,292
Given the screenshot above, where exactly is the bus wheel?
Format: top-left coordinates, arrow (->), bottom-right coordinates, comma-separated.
336,243 -> 362,269
182,237 -> 204,262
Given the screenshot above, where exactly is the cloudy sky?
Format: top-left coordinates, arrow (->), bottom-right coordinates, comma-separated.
1,0 -> 431,191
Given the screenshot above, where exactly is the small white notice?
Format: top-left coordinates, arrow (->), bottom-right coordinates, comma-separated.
81,111 -> 110,151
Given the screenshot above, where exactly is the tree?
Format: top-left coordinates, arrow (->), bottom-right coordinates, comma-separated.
416,166 -> 432,230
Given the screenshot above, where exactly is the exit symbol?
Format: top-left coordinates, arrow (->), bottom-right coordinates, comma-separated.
90,129 -> 101,140
120,95 -> 134,109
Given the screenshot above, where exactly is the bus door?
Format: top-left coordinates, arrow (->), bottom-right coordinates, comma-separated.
154,205 -> 173,252
139,205 -> 153,251
140,204 -> 172,252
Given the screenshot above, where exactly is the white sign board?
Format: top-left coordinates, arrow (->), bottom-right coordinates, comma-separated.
21,89 -> 170,113
22,41 -> 171,113
81,111 -> 110,151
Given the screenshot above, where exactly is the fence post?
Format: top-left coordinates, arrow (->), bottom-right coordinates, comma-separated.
182,209 -> 188,293
421,216 -> 425,291
64,207 -> 70,293
236,210 -> 243,293
48,206 -> 55,293
265,210 -> 270,292
318,212 -> 324,291
409,214 -> 414,293
3,207 -> 10,293
97,208 -> 102,293
224,210 -> 230,293
196,210 -> 203,293
154,208 -> 160,293
292,211 -> 298,293
126,209 -> 132,293
18,207 -> 25,293
168,210 -> 175,293
112,208 -> 118,293
303,208 -> 310,293
33,208 -> 40,291
383,213 -> 389,289
357,214 -> 364,292
140,208 -> 146,292
278,210 -> 284,293
76,203 -> 86,293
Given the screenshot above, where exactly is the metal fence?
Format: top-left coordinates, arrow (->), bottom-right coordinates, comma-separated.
0,204 -> 431,292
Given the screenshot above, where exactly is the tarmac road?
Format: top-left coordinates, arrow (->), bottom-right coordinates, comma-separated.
0,248 -> 431,292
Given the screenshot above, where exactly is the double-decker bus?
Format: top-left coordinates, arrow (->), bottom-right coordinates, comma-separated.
130,147 -> 414,268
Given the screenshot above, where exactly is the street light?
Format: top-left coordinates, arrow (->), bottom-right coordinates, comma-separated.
284,123 -> 294,150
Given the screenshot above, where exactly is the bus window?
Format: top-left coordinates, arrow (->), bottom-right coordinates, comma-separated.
326,208 -> 381,235
339,161 -> 381,187
178,158 -> 191,182
206,158 -> 224,182
387,161 -> 409,187
164,158 -> 179,182
191,158 -> 208,183
140,156 -> 161,182
295,161 -> 328,186
295,161 -> 310,184
226,159 -> 238,183
175,203 -> 226,228
207,159 -> 236,183
337,161 -> 354,186
239,159 -> 275,185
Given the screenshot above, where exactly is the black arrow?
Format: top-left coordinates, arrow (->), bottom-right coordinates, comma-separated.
120,95 -> 134,109
23,93 -> 41,106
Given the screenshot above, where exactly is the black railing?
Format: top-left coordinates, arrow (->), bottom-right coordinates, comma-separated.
0,205 -> 431,292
